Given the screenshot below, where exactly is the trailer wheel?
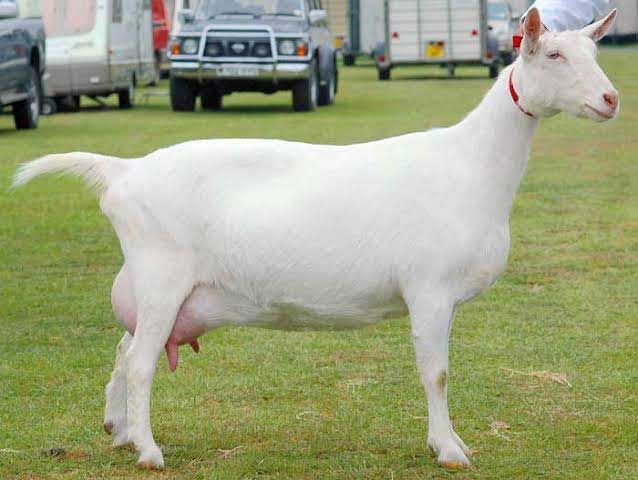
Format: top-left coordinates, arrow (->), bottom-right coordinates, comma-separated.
489,63 -> 499,79
118,80 -> 135,109
201,88 -> 223,111
170,75 -> 197,112
13,65 -> 41,130
292,60 -> 318,112
378,67 -> 391,81
343,53 -> 356,66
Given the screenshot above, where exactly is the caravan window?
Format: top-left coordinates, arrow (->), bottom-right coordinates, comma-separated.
42,0 -> 97,37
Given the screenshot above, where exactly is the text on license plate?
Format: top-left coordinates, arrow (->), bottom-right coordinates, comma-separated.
219,65 -> 259,77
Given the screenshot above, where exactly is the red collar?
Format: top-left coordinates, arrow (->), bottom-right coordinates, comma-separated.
508,68 -> 535,118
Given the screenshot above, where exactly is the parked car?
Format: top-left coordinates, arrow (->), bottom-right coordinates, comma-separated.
42,0 -> 155,113
168,0 -> 338,112
488,0 -> 516,66
152,0 -> 171,82
0,0 -> 45,129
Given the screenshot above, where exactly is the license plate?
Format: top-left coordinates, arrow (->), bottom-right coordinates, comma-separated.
426,42 -> 445,59
218,65 -> 259,77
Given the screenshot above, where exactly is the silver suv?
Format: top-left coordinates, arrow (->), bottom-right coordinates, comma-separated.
169,0 -> 337,112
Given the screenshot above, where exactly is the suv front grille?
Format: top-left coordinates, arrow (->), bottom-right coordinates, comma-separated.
203,39 -> 273,59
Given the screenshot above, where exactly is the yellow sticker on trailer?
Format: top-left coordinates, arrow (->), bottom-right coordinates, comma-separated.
426,41 -> 445,59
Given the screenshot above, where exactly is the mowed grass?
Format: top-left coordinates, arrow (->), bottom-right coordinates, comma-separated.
1,47 -> 637,479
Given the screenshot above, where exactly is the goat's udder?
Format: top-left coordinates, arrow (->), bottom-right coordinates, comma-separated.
165,339 -> 201,372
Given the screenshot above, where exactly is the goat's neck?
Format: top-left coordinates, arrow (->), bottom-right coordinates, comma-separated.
456,63 -> 539,219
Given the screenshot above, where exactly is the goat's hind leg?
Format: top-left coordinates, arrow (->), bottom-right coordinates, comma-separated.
104,332 -> 133,447
123,255 -> 194,469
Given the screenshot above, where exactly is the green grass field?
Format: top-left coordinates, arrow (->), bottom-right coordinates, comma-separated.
1,48 -> 637,479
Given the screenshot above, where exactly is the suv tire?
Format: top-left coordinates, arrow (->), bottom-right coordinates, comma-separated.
292,60 -> 318,112
317,64 -> 336,106
13,65 -> 41,130
170,75 -> 196,112
118,78 -> 135,109
201,88 -> 223,111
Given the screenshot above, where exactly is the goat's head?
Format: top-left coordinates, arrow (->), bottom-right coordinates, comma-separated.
517,7 -> 619,122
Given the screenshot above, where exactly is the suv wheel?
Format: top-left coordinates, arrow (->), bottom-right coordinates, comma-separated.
118,78 -> 135,109
13,65 -> 41,130
318,65 -> 336,106
170,75 -> 196,112
201,87 -> 223,111
292,60 -> 318,112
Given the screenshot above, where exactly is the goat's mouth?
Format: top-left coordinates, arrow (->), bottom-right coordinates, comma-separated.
584,103 -> 617,121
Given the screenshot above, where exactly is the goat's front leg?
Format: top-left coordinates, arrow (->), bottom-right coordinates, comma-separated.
104,332 -> 132,447
408,295 -> 470,469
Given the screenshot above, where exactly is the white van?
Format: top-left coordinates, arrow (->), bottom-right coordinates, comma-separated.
42,0 -> 155,112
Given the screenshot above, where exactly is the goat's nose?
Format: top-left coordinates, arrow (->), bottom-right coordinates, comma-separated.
603,92 -> 618,110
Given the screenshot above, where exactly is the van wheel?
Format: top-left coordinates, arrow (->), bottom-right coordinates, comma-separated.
378,67 -> 391,81
201,88 -> 222,111
13,65 -> 41,130
118,79 -> 135,109
170,75 -> 196,112
292,60 -> 318,112
318,66 -> 336,106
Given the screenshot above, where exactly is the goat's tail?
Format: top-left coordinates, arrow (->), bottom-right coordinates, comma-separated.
12,152 -> 127,194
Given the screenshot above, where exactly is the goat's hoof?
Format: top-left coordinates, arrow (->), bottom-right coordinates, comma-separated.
136,447 -> 164,470
437,443 -> 470,469
103,421 -> 113,435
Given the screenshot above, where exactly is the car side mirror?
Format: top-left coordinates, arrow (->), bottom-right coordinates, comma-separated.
0,1 -> 18,19
178,8 -> 194,24
308,9 -> 327,25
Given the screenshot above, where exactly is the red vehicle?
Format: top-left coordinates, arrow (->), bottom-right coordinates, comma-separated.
152,0 -> 171,83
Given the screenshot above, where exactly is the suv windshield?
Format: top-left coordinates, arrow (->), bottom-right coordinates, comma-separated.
196,0 -> 305,19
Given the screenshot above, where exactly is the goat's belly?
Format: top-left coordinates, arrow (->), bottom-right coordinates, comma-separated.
178,285 -> 409,332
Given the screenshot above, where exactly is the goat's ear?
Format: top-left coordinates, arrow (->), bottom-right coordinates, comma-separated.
581,8 -> 618,42
522,7 -> 543,55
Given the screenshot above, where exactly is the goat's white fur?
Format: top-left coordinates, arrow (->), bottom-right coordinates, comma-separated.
13,9 -> 619,470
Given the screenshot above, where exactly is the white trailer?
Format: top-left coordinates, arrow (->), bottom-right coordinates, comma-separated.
42,0 -> 155,112
376,0 -> 498,80
609,0 -> 637,39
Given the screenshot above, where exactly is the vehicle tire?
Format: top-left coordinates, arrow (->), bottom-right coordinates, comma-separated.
170,75 -> 196,112
378,67 -> 391,81
13,65 -> 41,130
201,87 -> 222,111
318,65 -> 336,106
118,78 -> 135,109
343,53 -> 355,66
41,97 -> 57,116
489,63 -> 499,79
501,52 -> 513,66
292,60 -> 318,112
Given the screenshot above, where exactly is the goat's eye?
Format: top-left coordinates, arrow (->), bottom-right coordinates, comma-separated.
548,52 -> 561,60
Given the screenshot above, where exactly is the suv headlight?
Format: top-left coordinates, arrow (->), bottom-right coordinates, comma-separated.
182,38 -> 199,55
277,38 -> 308,56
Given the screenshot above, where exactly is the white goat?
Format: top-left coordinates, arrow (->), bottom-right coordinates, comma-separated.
13,8 -> 619,470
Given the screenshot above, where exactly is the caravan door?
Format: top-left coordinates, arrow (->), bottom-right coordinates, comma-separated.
136,0 -> 154,84
109,0 -> 137,88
